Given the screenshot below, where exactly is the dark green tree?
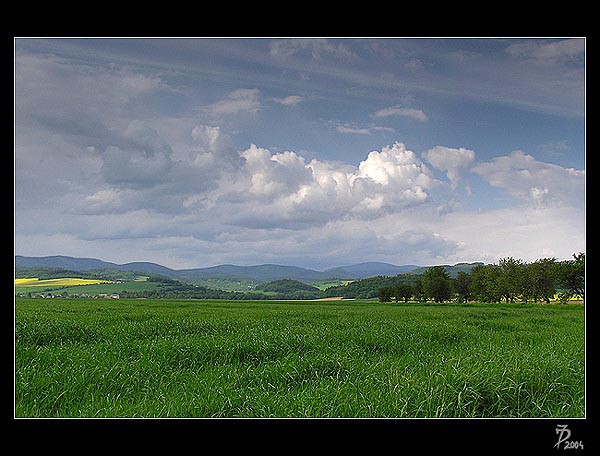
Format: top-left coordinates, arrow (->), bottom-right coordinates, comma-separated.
556,252 -> 585,302
470,264 -> 502,303
498,257 -> 526,303
394,283 -> 413,303
378,286 -> 394,302
413,278 -> 425,302
422,266 -> 452,303
453,271 -> 472,303
527,258 -> 557,303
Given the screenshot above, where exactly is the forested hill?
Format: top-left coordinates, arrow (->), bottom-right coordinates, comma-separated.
253,279 -> 322,299
409,262 -> 484,278
259,279 -> 321,293
323,274 -> 420,299
322,263 -> 485,299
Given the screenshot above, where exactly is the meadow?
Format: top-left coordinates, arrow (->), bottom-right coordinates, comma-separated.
14,298 -> 585,418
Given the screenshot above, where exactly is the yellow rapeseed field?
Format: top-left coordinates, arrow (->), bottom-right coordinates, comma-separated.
15,278 -> 39,286
14,278 -> 108,287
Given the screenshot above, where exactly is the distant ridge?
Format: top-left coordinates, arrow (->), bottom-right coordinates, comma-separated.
15,255 -> 122,271
323,262 -> 419,279
14,255 -> 478,283
12,255 -> 345,282
177,264 -> 328,282
409,262 -> 485,278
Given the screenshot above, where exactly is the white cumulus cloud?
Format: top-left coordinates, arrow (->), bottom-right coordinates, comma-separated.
472,150 -> 585,208
221,141 -> 437,228
422,145 -> 475,188
241,144 -> 313,198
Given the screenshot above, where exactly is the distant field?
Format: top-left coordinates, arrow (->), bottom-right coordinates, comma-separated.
14,278 -> 109,292
311,279 -> 354,290
15,298 -> 584,418
15,277 -> 108,287
247,290 -> 278,296
14,276 -> 158,295
56,280 -> 161,295
185,277 -> 257,292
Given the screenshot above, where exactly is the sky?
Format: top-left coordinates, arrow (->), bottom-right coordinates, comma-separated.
14,37 -> 586,270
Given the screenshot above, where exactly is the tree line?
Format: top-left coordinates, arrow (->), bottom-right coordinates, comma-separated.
378,253 -> 585,304
323,274 -> 418,299
117,281 -> 322,301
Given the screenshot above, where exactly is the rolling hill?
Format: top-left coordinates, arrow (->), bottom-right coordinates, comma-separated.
408,262 -> 485,278
14,255 -> 175,276
175,264 -> 328,283
258,279 -> 321,294
14,255 -> 481,285
323,262 -> 419,279
16,255 -> 421,283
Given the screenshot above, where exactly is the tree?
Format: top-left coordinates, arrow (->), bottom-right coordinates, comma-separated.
470,264 -> 501,303
422,266 -> 452,303
453,271 -> 472,303
557,252 -> 585,301
498,257 -> 526,303
378,287 -> 394,302
527,258 -> 557,303
394,284 -> 413,303
413,278 -> 426,302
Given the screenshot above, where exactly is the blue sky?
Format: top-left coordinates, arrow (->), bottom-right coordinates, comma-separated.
14,38 -> 585,269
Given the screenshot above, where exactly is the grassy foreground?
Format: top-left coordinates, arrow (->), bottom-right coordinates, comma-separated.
15,298 -> 585,418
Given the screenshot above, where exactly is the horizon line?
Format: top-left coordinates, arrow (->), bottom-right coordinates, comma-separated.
12,253 -> 497,272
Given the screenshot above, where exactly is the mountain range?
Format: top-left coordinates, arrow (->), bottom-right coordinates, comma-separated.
15,255 -> 422,282
15,255 -> 484,283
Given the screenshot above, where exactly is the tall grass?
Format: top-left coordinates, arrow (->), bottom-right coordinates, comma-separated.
15,298 -> 585,418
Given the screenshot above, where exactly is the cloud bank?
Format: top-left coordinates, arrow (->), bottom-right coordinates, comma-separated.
17,115 -> 584,268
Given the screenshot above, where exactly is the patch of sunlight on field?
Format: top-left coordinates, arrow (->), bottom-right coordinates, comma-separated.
552,293 -> 584,301
14,278 -> 110,287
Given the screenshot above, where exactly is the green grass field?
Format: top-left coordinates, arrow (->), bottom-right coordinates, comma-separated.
52,280 -> 161,295
14,298 -> 585,418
